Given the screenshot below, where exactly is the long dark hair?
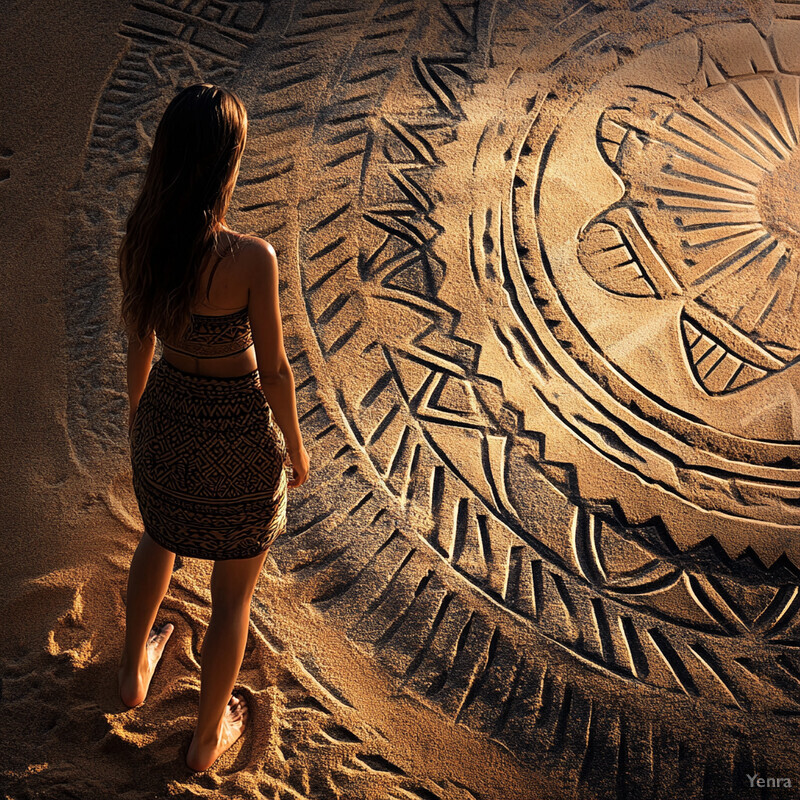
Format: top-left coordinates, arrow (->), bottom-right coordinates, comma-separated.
118,83 -> 248,343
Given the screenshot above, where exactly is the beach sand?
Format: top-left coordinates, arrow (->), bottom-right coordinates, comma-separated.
3,2 -> 800,798
0,4 -> 545,798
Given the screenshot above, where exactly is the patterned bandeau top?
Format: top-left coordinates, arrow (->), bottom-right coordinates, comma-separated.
159,307 -> 254,359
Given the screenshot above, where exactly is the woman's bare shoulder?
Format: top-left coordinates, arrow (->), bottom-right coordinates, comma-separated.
233,233 -> 276,260
232,233 -> 278,279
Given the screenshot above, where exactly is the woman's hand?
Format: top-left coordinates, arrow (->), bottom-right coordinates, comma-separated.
286,444 -> 309,487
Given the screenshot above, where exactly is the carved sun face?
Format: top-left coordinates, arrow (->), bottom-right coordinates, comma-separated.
534,23 -> 800,441
507,22 -> 800,560
584,37 -> 800,397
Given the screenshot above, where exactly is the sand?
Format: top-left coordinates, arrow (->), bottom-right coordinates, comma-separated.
0,4 -> 544,797
3,1 -> 800,798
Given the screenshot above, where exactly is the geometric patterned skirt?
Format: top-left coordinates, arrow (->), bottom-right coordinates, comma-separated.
130,357 -> 289,560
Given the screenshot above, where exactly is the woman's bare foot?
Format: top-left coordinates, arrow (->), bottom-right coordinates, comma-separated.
118,622 -> 174,708
186,693 -> 249,772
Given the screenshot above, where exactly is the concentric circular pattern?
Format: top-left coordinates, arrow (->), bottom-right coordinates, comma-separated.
511,20 -> 800,560
66,2 -> 800,798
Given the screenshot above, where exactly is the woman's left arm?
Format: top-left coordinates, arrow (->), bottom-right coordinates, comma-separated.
127,329 -> 156,435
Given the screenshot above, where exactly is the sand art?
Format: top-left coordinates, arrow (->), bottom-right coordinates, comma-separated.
2,1 -> 800,798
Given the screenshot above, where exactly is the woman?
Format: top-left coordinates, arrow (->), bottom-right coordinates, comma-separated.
116,83 -> 309,772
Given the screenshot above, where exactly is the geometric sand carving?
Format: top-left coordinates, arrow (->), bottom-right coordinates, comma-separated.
54,2 -> 800,798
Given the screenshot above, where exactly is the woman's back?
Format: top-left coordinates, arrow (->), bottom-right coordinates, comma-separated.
159,229 -> 262,378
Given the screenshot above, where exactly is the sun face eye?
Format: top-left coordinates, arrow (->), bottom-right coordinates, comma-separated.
596,106 -> 650,170
578,206 -> 682,299
578,216 -> 659,298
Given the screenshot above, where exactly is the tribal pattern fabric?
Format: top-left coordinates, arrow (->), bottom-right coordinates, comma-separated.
130,358 -> 289,560
159,307 -> 254,359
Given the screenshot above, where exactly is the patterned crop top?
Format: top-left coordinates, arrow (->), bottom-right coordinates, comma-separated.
159,307 -> 254,359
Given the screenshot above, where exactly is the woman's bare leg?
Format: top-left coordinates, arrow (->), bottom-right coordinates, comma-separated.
186,548 -> 268,772
118,531 -> 176,707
